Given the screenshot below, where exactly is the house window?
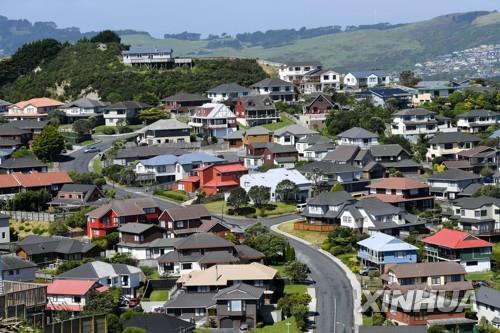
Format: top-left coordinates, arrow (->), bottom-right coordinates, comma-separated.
228,300 -> 245,312
431,276 -> 441,285
195,308 -> 206,316
255,280 -> 264,287
455,208 -> 460,215
181,263 -> 192,270
460,209 -> 465,216
395,251 -> 405,259
197,286 -> 210,293
449,275 -> 461,282
175,221 -> 185,228
74,296 -> 82,303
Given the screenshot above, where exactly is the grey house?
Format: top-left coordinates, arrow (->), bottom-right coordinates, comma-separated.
1,255 -> 37,282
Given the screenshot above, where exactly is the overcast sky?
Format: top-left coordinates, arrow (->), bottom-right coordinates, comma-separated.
2,0 -> 500,37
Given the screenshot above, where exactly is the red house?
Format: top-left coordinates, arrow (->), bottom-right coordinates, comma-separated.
176,163 -> 248,196
86,198 -> 161,239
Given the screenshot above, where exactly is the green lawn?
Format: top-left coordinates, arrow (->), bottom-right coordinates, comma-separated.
466,271 -> 494,282
204,200 -> 296,218
277,221 -> 328,245
284,284 -> 308,295
252,317 -> 300,333
271,265 -> 288,278
147,290 -> 169,301
92,159 -> 102,174
79,139 -> 96,146
262,116 -> 294,131
156,190 -> 189,202
177,117 -> 190,123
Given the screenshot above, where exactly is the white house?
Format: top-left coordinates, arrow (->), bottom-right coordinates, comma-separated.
279,61 -> 322,83
250,78 -> 297,103
337,127 -> 379,148
273,124 -> 318,146
122,46 -> 176,67
206,83 -> 251,103
457,109 -> 499,133
449,196 -> 500,236
391,108 -> 442,141
475,286 -> 500,328
103,101 -> 151,127
295,135 -> 334,161
46,279 -> 103,313
427,169 -> 482,200
0,214 -> 10,243
189,103 -> 237,139
60,98 -> 109,122
301,69 -> 341,94
344,71 -> 393,89
426,132 -> 481,162
240,168 -> 311,202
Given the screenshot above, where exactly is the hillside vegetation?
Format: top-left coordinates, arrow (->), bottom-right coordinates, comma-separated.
0,41 -> 268,102
121,11 -> 500,71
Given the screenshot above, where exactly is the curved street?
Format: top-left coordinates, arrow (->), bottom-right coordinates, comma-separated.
59,137 -> 355,333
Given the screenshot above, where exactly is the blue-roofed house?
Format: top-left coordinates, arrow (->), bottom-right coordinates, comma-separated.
134,152 -> 225,183
357,232 -> 418,271
490,129 -> 500,139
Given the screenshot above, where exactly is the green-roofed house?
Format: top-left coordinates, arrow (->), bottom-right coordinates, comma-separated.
117,223 -> 177,260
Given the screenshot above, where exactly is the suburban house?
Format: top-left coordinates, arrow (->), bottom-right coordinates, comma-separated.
244,142 -> 298,169
175,162 -> 248,195
336,127 -> 379,148
48,183 -> 105,209
414,80 -> 469,98
323,145 -> 372,167
240,168 -> 311,202
456,146 -> 499,173
273,124 -> 318,146
367,177 -> 434,211
361,88 -> 412,108
296,134 -> 334,161
161,92 -> 210,114
278,61 -> 322,83
117,223 -> 177,260
112,144 -> 198,166
344,71 -> 393,88
206,83 -> 251,102
426,132 -> 481,162
369,144 -> 411,163
135,152 -> 224,183
301,191 -> 358,225
86,198 -> 161,239
0,123 -> 32,148
357,232 -> 418,271
122,313 -> 195,333
0,99 -> 11,113
57,261 -> 143,297
242,126 -> 272,147
427,169 -> 482,200
297,160 -> 368,193
157,233 -> 264,276
234,95 -> 279,127
136,118 -> 191,145
59,98 -> 109,122
475,286 -> 500,329
250,78 -> 297,103
299,93 -> 337,129
6,97 -> 63,121
0,171 -> 73,199
1,255 -> 37,282
391,108 -> 456,141
8,119 -> 47,136
46,279 -> 105,313
122,46 -> 179,68
381,262 -> 473,326
225,130 -> 244,148
0,214 -> 10,243
189,103 -> 237,139
301,69 -> 341,94
16,235 -> 98,267
457,109 -> 499,133
448,196 -> 500,237
103,101 -> 151,126
0,157 -> 47,174
423,228 -> 492,272
159,205 -> 212,237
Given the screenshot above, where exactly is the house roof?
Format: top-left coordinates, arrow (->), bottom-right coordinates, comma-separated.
17,235 -> 96,256
427,169 -> 481,181
476,286 -> 500,309
123,46 -> 173,54
246,126 -> 271,136
234,245 -> 265,260
240,168 -> 310,188
174,233 -> 234,250
213,282 -> 264,300
388,262 -> 466,278
356,197 -> 402,216
359,327 -> 426,333
458,183 -> 483,197
207,83 -> 251,94
1,255 -> 37,270
8,120 -> 48,131
429,132 -> 481,144
323,145 -> 360,162
369,144 -> 409,158
297,134 -> 332,145
62,98 -> 109,109
212,163 -> 247,173
137,119 -> 190,133
307,191 -> 355,206
263,143 -> 297,154
13,97 -> 63,109
161,92 -> 210,103
251,78 -> 293,88
367,177 -> 428,190
298,160 -> 362,175
0,171 -> 72,190
0,99 -> 11,107
225,130 -> 244,140
139,152 -> 224,167
164,292 -> 217,309
283,60 -> 322,67
0,157 -> 46,169
453,196 -> 500,209
0,123 -> 31,136
86,198 -> 157,219
457,145 -> 496,158
457,109 -> 499,118
368,88 -> 411,98
423,228 -> 493,249
105,101 -> 151,110
338,127 -> 378,139
393,108 -> 436,116
118,223 -> 155,235
47,279 -> 97,296
304,142 -> 335,153
123,314 -> 196,333
57,261 -> 141,279
160,204 -> 211,222
192,103 -> 236,119
442,160 -> 472,169
357,232 -> 418,252
114,143 -> 197,160
273,124 -> 318,137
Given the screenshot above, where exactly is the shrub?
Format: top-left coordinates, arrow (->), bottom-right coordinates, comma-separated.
117,126 -> 133,134
102,127 -> 116,135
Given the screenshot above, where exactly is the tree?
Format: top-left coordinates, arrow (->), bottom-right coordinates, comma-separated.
73,119 -> 93,137
308,167 -> 324,196
135,92 -> 160,107
10,146 -> 34,159
138,108 -> 170,125
49,220 -> 69,236
248,186 -> 270,208
109,252 -> 138,266
283,260 -> 309,283
84,288 -> 121,314
277,293 -> 312,330
90,30 -> 121,44
412,134 -> 428,162
31,125 -> 65,162
10,190 -> 52,211
427,326 -> 446,333
106,313 -> 122,333
399,70 -> 421,87
226,187 -> 249,213
473,185 -> 500,199
388,168 -> 403,177
330,183 -> 344,192
275,180 -> 299,202
480,166 -> 495,178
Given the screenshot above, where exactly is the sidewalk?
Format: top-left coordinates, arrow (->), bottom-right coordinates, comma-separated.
307,287 -> 317,333
271,222 -> 362,332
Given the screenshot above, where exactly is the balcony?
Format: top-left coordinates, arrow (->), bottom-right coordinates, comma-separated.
88,220 -> 119,230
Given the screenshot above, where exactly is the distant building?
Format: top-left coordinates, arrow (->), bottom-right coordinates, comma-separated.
301,69 -> 341,94
122,46 -> 192,68
456,109 -> 499,133
426,132 -> 481,162
48,184 -> 104,209
344,71 -> 393,89
427,169 -> 482,200
359,88 -> 412,108
337,127 -> 379,148
273,124 -> 318,146
367,177 -> 434,211
391,108 -> 457,141
300,93 -> 338,129
0,99 -> 11,113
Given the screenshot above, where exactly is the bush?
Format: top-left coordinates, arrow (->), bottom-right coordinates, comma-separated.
102,127 -> 116,135
117,126 -> 133,134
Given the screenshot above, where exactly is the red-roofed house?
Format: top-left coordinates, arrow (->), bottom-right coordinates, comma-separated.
423,228 -> 493,272
6,97 -> 64,121
367,177 -> 434,211
46,279 -> 104,313
0,171 -> 73,198
175,163 -> 248,196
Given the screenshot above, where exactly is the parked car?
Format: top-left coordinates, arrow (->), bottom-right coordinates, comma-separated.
359,267 -> 379,276
239,323 -> 249,332
84,146 -> 100,153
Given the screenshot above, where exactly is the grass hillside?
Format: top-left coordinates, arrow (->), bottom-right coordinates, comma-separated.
0,42 -> 267,102
121,11 -> 500,71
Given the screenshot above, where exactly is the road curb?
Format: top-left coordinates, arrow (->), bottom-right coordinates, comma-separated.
271,222 -> 362,332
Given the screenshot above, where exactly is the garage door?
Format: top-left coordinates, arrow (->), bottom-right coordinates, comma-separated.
220,318 -> 233,329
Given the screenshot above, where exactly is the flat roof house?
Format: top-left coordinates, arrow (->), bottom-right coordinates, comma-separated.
337,127 -> 379,148
427,169 -> 482,200
426,132 -> 481,162
423,228 -> 493,272
136,118 -> 191,146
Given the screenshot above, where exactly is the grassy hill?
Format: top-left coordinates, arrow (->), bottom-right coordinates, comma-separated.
121,11 -> 500,71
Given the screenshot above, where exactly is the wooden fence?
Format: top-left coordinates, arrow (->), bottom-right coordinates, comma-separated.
0,210 -> 65,222
294,221 -> 334,233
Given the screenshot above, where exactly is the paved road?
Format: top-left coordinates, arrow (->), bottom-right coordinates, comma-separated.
59,136 -> 354,333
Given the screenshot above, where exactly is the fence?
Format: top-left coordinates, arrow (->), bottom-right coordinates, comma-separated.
0,210 -> 66,222
294,221 -> 334,233
42,314 -> 107,333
